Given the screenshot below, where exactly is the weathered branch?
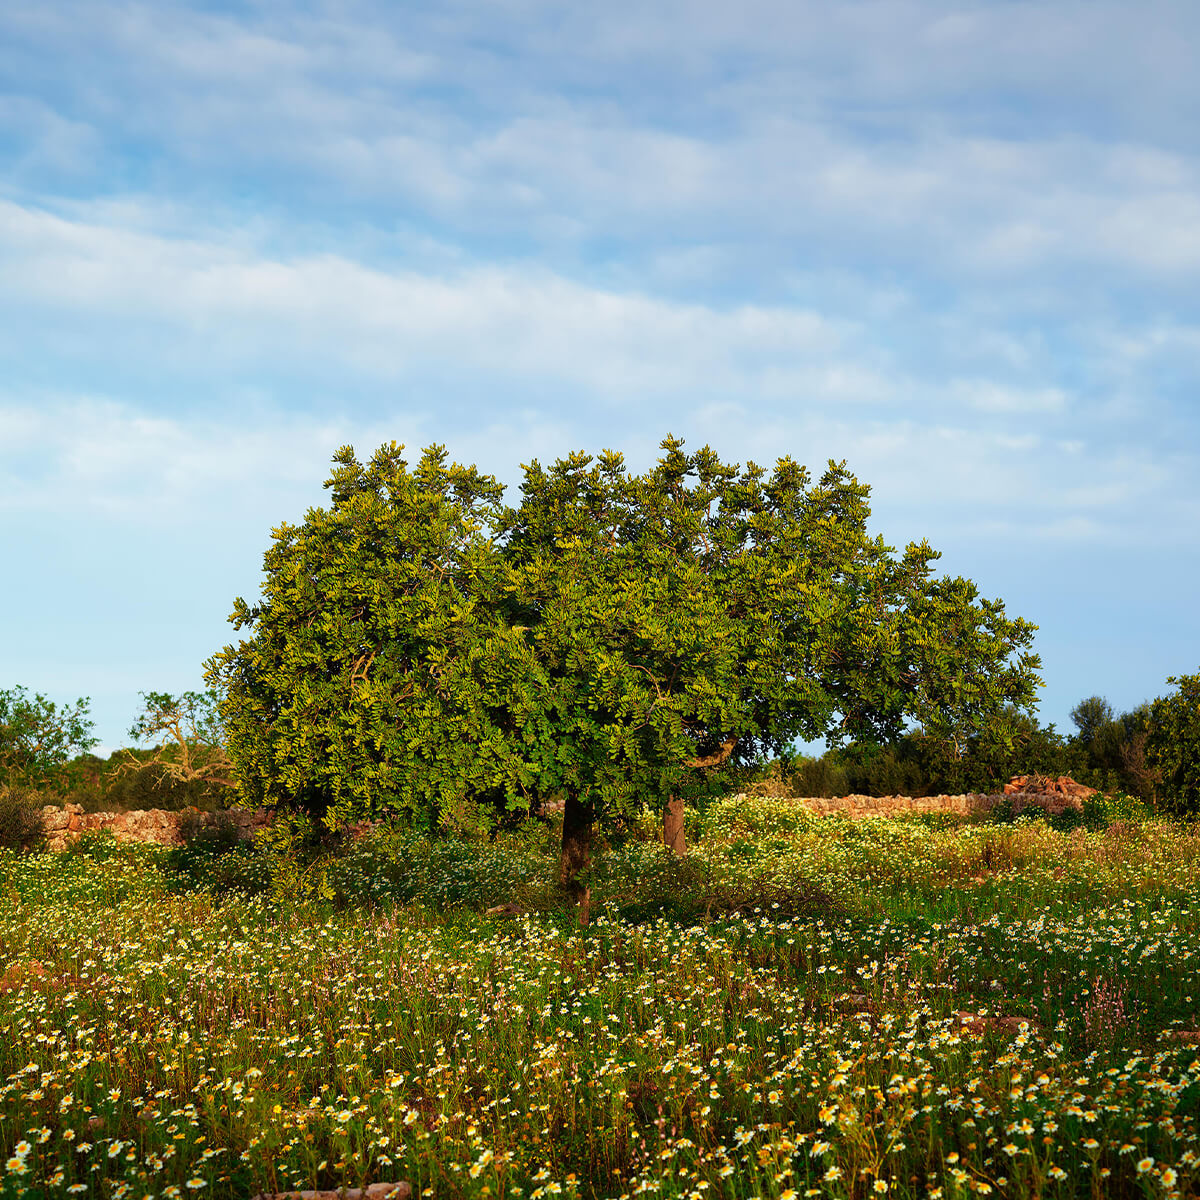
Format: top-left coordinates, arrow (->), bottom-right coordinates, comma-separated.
350,651 -> 377,689
117,698 -> 236,790
687,735 -> 738,769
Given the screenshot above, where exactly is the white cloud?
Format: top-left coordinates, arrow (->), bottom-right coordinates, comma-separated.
0,198 -> 856,398
4,0 -> 1199,291
951,379 -> 1069,415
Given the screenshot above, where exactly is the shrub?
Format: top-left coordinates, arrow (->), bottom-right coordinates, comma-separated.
1082,790 -> 1152,827
0,784 -> 47,851
788,755 -> 850,798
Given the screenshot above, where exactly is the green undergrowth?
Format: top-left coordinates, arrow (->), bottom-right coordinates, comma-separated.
1,803 -> 1198,1200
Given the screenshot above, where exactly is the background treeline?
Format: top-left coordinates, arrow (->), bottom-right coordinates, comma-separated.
769,694 -> 1163,804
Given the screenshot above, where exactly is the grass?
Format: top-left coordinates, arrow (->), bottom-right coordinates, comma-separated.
1,798 -> 1199,1200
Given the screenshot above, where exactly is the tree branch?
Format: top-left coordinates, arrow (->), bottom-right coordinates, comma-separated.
687,735 -> 738,769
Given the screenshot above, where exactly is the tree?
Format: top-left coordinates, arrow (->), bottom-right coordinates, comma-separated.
497,439 -> 1042,907
0,685 -> 97,792
1066,694 -> 1155,800
205,443 -> 541,827
1147,670 -> 1200,816
211,438 -> 1043,924
1070,695 -> 1115,749
116,690 -> 237,796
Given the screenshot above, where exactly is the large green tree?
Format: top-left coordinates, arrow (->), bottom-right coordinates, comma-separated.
210,438 -> 1043,922
496,439 -> 1042,915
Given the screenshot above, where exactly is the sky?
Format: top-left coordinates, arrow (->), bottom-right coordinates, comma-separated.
2,0 -> 1198,758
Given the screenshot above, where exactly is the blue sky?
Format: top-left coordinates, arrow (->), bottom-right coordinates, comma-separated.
2,0 -> 1198,757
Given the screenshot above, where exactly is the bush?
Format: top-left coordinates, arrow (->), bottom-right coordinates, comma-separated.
788,755 -> 850,798
1082,790 -> 1152,827
0,784 -> 47,852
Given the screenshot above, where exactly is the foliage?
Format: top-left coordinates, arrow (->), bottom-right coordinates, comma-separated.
209,438 -> 1043,906
252,810 -> 337,904
1081,789 -> 1153,827
205,442 -> 537,827
496,437 -> 1042,807
0,684 -> 96,791
1147,669 -> 1200,816
0,783 -> 46,852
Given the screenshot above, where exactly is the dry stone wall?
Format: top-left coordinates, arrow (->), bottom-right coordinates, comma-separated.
39,804 -> 272,852
735,791 -> 1085,819
38,788 -> 1084,852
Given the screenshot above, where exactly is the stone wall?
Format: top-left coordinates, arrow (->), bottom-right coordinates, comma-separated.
39,804 -> 273,852
735,791 -> 1085,819
37,789 -> 1084,852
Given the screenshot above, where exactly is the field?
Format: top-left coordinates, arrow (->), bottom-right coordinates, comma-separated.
2,799 -> 1199,1200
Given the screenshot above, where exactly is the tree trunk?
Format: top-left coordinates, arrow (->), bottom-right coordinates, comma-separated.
559,793 -> 594,927
663,794 -> 685,857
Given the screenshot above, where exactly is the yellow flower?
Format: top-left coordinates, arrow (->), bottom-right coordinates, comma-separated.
1137,1157 -> 1156,1175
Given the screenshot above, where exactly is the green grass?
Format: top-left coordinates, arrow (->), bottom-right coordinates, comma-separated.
1,800 -> 1199,1200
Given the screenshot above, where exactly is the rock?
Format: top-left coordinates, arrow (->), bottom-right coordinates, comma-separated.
0,960 -> 48,994
1005,774 -> 1096,802
954,1011 -> 1040,1037
485,902 -> 526,918
251,1185 -> 411,1200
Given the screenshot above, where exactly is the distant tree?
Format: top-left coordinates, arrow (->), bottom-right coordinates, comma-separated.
115,690 -> 237,798
1147,670 -> 1200,816
1065,694 -> 1155,800
1070,695 -> 1115,749
0,685 -> 97,792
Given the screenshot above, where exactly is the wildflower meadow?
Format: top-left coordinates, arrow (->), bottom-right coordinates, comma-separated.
2,799 -> 1199,1200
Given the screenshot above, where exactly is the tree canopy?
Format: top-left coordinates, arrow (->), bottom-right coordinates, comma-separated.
1148,670 -> 1200,816
208,437 -> 1043,918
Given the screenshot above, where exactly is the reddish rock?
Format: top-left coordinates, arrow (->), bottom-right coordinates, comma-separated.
251,1185 -> 410,1200
955,1011 -> 1040,1038
1005,774 -> 1096,801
